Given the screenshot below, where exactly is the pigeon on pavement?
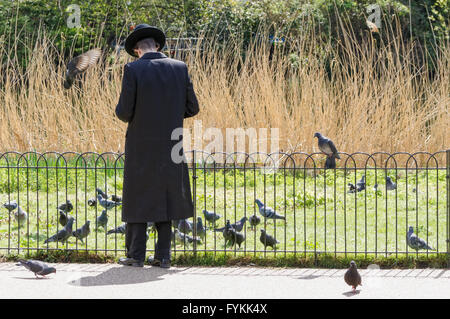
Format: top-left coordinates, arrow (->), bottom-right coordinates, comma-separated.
407,226 -> 435,251
203,209 -> 221,224
64,48 -> 102,89
255,199 -> 286,220
72,220 -> 91,244
386,176 -> 397,190
16,259 -> 56,278
259,229 -> 279,249
344,261 -> 362,292
314,132 -> 340,159
44,217 -> 74,244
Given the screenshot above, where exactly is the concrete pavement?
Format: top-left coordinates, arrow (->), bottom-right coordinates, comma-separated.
0,262 -> 449,299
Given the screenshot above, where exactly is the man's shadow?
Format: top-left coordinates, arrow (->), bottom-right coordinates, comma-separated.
67,266 -> 182,287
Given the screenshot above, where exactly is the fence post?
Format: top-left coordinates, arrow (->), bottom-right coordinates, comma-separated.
446,149 -> 450,268
192,150 -> 197,258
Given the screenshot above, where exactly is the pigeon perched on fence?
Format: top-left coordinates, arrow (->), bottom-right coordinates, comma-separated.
255,199 -> 286,220
2,200 -> 18,211
314,132 -> 340,159
44,217 -> 74,244
407,226 -> 435,251
202,209 -> 221,224
107,223 -> 127,235
259,229 -> 279,249
386,176 -> 397,190
249,214 -> 261,230
16,259 -> 56,278
344,261 -> 362,292
57,200 -> 73,213
97,194 -> 121,210
72,221 -> 91,244
64,48 -> 102,89
96,209 -> 108,231
14,206 -> 28,227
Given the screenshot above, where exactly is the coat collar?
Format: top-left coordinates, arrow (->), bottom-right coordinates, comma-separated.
140,52 -> 167,60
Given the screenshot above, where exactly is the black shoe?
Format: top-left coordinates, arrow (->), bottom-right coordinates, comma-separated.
118,257 -> 144,267
147,256 -> 171,268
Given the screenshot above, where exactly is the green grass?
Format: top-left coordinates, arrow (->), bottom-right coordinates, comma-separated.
0,154 -> 448,267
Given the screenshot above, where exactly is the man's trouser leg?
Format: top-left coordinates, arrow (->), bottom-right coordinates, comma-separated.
125,223 -> 148,262
154,221 -> 172,260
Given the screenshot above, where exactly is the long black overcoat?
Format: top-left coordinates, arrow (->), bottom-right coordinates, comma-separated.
115,51 -> 199,223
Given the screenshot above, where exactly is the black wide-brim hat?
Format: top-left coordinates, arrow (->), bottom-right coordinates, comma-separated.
125,24 -> 166,57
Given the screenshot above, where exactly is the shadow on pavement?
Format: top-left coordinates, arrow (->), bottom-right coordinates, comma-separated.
342,290 -> 361,297
67,265 -> 181,287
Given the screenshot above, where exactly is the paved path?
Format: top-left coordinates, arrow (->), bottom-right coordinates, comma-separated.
0,262 -> 449,299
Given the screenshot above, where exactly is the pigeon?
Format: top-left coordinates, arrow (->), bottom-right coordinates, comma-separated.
249,214 -> 261,230
386,176 -> 397,190
58,210 -> 69,227
177,219 -> 194,234
202,209 -> 221,224
344,261 -> 362,292
348,183 -> 357,193
14,206 -> 28,226
174,229 -> 201,246
373,184 -> 378,191
64,48 -> 102,89
111,194 -> 122,203
255,199 -> 286,220
324,155 -> 336,169
314,132 -> 340,159
221,220 -> 235,247
226,226 -> 246,249
96,209 -> 108,231
16,259 -> 56,278
2,200 -> 18,211
87,198 -> 97,207
57,200 -> 73,213
356,175 -> 366,192
407,226 -> 435,251
214,217 -> 248,232
195,217 -> 207,239
107,223 -> 127,235
97,194 -> 121,210
44,217 -> 74,244
72,221 -> 91,244
259,229 -> 279,249
96,188 -> 108,199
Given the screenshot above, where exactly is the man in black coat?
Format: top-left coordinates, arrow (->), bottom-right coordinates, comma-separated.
116,24 -> 199,268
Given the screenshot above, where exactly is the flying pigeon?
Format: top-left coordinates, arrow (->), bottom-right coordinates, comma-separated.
64,48 -> 102,89
255,199 -> 286,220
386,176 -> 397,190
16,259 -> 56,278
314,132 -> 340,159
57,200 -> 73,213
14,206 -> 28,227
97,194 -> 121,210
344,261 -> 362,292
202,209 -> 221,224
44,217 -> 74,244
72,220 -> 91,244
96,209 -> 108,231
249,214 -> 261,230
107,223 -> 127,235
259,229 -> 279,249
324,155 -> 336,169
407,226 -> 435,251
2,200 -> 18,211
